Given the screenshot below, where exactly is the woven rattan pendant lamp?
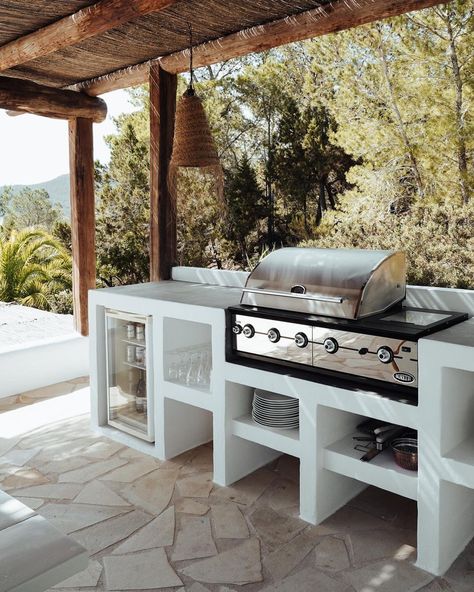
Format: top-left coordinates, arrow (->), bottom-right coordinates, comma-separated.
168,25 -> 223,200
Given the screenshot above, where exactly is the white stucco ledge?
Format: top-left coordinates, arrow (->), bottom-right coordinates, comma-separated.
0,303 -> 89,399
423,317 -> 474,348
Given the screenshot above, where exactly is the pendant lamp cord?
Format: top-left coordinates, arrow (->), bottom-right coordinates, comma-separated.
188,23 -> 194,94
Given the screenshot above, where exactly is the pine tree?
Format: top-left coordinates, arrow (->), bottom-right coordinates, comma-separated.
95,121 -> 150,286
225,156 -> 267,263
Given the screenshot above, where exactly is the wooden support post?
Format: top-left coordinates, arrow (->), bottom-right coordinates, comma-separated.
69,118 -> 96,336
149,63 -> 177,281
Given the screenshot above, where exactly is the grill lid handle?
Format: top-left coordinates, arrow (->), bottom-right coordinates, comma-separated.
242,287 -> 344,304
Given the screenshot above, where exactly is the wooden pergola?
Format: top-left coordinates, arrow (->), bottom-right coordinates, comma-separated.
0,0 -> 446,336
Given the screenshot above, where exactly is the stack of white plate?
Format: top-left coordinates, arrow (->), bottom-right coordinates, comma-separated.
252,389 -> 299,430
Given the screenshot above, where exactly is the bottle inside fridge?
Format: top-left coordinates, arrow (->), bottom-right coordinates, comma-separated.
105,309 -> 154,442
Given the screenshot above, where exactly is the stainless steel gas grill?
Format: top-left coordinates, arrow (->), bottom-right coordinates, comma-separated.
227,248 -> 468,395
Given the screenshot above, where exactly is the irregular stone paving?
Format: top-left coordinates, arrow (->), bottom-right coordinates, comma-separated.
53,560 -> 103,589
112,505 -> 175,554
263,531 -> 320,581
315,536 -> 351,572
1,466 -> 50,490
176,472 -> 214,498
38,503 -> 127,534
0,380 -> 472,591
180,538 -> 263,585
99,458 -> 159,482
58,457 -> 128,483
103,548 -> 183,590
172,515 -> 217,561
211,502 -> 249,539
74,481 -> 131,507
175,498 -> 209,515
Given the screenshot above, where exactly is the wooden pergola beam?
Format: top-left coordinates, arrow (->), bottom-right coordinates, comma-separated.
0,76 -> 107,122
76,0 -> 448,96
149,64 -> 177,281
69,118 -> 96,336
0,0 -> 178,72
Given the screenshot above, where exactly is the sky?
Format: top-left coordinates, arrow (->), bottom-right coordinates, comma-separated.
0,89 -> 138,186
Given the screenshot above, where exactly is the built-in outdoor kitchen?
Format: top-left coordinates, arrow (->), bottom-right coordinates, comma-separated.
2,0 -> 473,589
89,247 -> 474,577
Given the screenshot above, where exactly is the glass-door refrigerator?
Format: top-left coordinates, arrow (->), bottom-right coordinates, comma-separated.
105,309 -> 154,442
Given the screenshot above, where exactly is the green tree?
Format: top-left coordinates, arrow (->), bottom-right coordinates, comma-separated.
303,197 -> 474,289
95,121 -> 150,286
225,156 -> 267,263
0,228 -> 71,309
304,2 -> 473,208
0,187 -> 12,218
89,2 -> 473,286
2,187 -> 63,231
404,1 -> 474,204
273,96 -> 355,235
234,57 -> 290,245
175,169 -> 228,269
52,219 -> 72,253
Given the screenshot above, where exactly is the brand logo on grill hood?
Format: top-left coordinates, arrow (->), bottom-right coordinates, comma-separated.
394,372 -> 415,383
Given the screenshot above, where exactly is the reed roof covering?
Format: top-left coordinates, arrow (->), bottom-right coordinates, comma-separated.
0,0 -> 330,88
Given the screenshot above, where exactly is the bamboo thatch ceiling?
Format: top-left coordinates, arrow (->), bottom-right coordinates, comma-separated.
0,0 -> 330,88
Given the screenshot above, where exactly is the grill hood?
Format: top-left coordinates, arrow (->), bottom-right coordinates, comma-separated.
241,247 -> 406,319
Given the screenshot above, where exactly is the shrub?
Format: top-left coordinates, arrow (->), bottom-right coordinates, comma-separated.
300,197 -> 474,289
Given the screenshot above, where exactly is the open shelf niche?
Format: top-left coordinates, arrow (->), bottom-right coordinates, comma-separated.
319,406 -> 418,500
440,368 -> 474,489
162,397 -> 213,459
214,381 -> 296,487
229,383 -> 301,457
162,317 -> 213,399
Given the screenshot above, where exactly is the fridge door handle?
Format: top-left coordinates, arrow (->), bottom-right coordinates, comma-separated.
105,309 -> 149,323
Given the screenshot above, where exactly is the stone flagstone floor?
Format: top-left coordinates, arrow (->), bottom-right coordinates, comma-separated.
0,380 -> 473,592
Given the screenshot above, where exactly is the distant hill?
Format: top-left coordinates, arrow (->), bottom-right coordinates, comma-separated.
0,174 -> 70,218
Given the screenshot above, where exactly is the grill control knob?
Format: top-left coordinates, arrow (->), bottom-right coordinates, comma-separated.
324,337 -> 339,354
242,324 -> 255,338
232,324 -> 242,335
294,332 -> 309,348
267,328 -> 280,343
377,346 -> 394,364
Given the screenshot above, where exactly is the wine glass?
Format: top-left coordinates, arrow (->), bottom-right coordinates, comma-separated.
178,351 -> 190,384
186,352 -> 200,386
167,352 -> 178,381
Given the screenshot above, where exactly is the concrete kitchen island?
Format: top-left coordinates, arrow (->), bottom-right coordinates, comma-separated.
89,269 -> 474,576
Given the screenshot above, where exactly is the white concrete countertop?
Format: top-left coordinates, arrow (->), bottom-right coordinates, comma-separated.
96,280 -> 242,310
423,317 -> 474,348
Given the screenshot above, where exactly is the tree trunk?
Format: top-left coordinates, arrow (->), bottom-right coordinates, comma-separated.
315,199 -> 322,226
303,195 -> 308,233
319,180 -> 327,213
266,116 -> 274,246
445,7 -> 470,204
209,240 -> 222,269
315,180 -> 327,226
377,28 -> 424,198
326,182 -> 336,209
239,237 -> 247,263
